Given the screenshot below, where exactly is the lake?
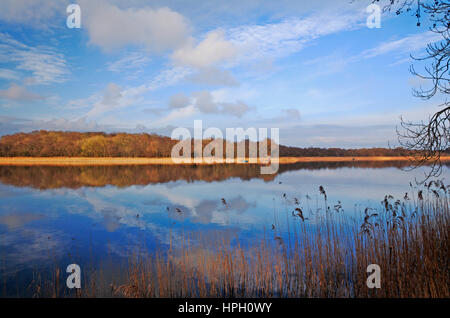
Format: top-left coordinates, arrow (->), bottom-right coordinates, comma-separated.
0,161 -> 448,296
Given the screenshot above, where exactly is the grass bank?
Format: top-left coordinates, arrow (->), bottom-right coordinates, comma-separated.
1,156 -> 449,166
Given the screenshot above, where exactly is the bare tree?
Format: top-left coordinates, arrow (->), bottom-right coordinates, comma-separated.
372,0 -> 449,180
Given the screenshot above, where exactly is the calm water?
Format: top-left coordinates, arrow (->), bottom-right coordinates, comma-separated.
0,161 -> 448,294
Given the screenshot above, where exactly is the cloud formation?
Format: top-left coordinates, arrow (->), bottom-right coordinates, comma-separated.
169,90 -> 250,117
169,92 -> 190,109
0,33 -> 69,85
107,52 -> 151,73
227,11 -> 364,62
281,124 -> 397,148
188,67 -> 239,86
360,31 -> 443,60
172,30 -> 237,68
0,0 -> 66,28
85,83 -> 151,118
0,68 -> 20,81
80,0 -> 190,52
0,83 -> 45,101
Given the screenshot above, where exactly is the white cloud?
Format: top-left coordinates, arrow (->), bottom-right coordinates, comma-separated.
0,68 -> 20,81
156,89 -> 251,126
154,104 -> 197,127
281,108 -> 301,120
0,83 -> 45,101
193,90 -> 219,113
101,82 -> 122,105
66,92 -> 102,110
169,92 -> 190,109
33,117 -> 103,131
182,90 -> 250,116
193,90 -> 250,116
302,31 -> 443,80
0,0 -> 67,28
149,66 -> 193,89
188,67 -> 239,86
281,124 -> 396,148
249,108 -> 302,130
107,52 -> 151,72
227,11 -> 364,63
0,115 -> 180,136
0,116 -> 107,135
360,31 -> 442,59
83,80 -> 167,118
69,66 -> 193,118
80,0 -> 190,52
86,83 -> 132,117
218,101 -> 250,117
0,33 -> 69,84
172,30 -> 237,68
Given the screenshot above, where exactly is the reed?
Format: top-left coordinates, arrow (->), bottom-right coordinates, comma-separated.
2,156 -> 449,166
112,181 -> 449,298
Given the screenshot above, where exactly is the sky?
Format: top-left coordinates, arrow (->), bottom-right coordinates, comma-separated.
0,0 -> 444,148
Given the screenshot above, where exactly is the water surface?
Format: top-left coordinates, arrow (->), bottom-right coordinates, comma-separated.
0,161 -> 448,295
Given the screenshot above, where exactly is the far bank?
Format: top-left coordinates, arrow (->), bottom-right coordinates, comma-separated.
1,156 -> 449,166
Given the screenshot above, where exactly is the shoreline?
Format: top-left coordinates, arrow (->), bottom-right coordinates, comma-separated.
0,156 -> 448,166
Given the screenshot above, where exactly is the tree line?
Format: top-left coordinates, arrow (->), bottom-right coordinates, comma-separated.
0,130 -> 443,158
278,145 -> 417,157
1,160 -> 439,190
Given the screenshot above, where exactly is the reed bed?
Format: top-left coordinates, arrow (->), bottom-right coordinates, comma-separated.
2,156 -> 449,166
112,181 -> 449,298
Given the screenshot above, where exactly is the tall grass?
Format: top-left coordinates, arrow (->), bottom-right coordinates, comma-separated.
112,181 -> 449,298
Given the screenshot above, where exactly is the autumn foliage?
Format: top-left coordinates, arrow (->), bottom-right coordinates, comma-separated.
0,130 -> 427,158
0,131 -> 177,157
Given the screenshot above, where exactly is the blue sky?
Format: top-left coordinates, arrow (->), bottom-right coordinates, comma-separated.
0,0 -> 443,147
